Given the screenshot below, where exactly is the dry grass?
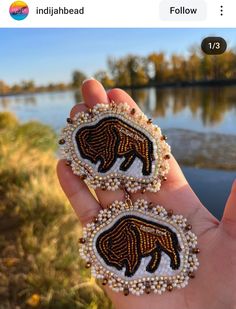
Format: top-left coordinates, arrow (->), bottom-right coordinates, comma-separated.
0,112 -> 111,309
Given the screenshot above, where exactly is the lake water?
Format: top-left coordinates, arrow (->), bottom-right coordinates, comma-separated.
0,86 -> 235,219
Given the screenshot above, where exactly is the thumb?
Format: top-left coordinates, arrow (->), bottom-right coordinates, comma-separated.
221,180 -> 236,236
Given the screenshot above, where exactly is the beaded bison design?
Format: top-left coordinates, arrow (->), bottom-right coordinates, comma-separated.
75,117 -> 154,175
96,215 -> 181,277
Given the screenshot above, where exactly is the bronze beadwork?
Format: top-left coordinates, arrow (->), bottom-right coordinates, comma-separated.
60,101 -> 200,296
96,215 -> 181,277
60,103 -> 170,193
79,199 -> 200,296
76,117 -> 154,175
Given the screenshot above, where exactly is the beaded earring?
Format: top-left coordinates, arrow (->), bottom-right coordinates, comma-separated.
59,102 -> 170,193
60,102 -> 200,296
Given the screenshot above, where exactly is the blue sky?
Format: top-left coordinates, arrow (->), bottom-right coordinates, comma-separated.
0,28 -> 236,85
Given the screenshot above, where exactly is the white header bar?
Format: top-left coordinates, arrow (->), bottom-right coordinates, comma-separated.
0,0 -> 234,28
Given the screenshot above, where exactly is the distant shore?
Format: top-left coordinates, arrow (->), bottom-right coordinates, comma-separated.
120,78 -> 236,90
1,79 -> 236,98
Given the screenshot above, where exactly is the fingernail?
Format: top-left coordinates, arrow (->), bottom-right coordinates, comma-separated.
82,77 -> 95,84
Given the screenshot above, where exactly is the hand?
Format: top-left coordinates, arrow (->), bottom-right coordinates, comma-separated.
57,79 -> 236,309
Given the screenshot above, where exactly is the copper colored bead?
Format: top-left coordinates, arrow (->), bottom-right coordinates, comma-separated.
102,278 -> 108,285
66,117 -> 73,124
85,262 -> 91,268
185,224 -> 192,231
161,135 -> 167,141
123,286 -> 129,296
93,217 -> 99,224
147,118 -> 152,124
141,188 -> 146,194
167,284 -> 173,292
130,108 -> 136,115
164,154 -> 171,160
148,202 -> 154,210
177,244 -> 182,251
79,238 -> 86,244
188,271 -> 195,279
167,209 -> 173,217
162,176 -> 167,181
145,286 -> 151,294
65,160 -> 71,166
58,138 -> 65,145
120,179 -> 125,188
192,248 -> 200,254
80,174 -> 87,180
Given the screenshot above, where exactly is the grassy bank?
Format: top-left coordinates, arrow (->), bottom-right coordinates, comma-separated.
0,112 -> 111,309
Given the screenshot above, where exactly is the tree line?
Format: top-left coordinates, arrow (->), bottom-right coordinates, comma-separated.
1,48 -> 236,96
94,49 -> 236,88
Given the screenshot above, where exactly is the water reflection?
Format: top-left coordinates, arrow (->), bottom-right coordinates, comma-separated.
0,94 -> 36,107
128,87 -> 236,128
74,90 -> 83,103
0,97 -> 10,108
0,86 -> 235,134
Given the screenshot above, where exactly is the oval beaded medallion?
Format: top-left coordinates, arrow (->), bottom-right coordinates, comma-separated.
60,103 -> 171,193
79,199 -> 200,296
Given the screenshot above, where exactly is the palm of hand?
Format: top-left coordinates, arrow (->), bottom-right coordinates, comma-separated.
107,181 -> 236,309
57,79 -> 236,309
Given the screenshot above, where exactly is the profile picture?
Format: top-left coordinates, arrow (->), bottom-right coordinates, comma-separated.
9,1 -> 29,20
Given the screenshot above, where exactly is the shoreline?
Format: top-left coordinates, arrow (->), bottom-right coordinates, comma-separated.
120,78 -> 236,90
1,79 -> 236,98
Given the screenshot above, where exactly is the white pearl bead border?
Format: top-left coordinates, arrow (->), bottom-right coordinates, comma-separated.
79,199 -> 200,296
60,102 -> 171,193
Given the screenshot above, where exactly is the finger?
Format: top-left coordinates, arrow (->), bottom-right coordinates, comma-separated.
70,102 -> 87,118
57,160 -> 101,225
159,154 -> 187,187
222,180 -> 236,224
82,79 -> 109,108
107,88 -> 141,112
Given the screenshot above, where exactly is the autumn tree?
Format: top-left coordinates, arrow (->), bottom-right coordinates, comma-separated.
72,71 -> 87,88
169,54 -> 186,82
108,55 -> 148,87
94,70 -> 115,88
108,57 -> 131,86
148,53 -> 168,83
188,52 -> 201,81
21,80 -> 35,92
0,80 -> 10,95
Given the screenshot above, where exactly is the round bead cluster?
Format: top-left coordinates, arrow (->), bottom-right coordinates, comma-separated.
79,199 -> 200,296
59,102 -> 171,193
